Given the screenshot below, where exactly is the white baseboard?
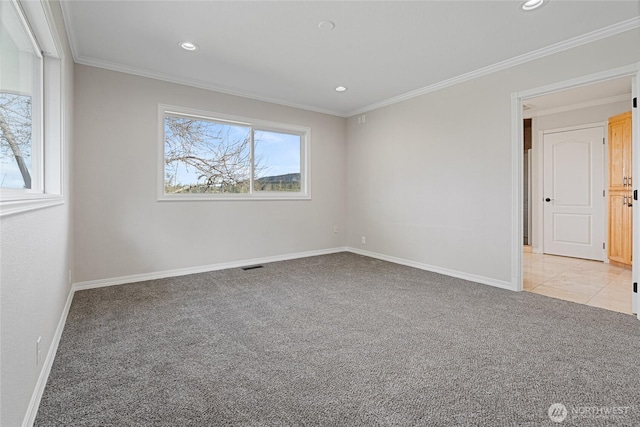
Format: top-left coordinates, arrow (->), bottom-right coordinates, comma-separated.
73,247 -> 348,291
74,245 -> 515,294
346,247 -> 515,291
22,286 -> 75,427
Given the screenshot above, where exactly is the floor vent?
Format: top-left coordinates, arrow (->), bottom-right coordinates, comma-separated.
241,265 -> 264,271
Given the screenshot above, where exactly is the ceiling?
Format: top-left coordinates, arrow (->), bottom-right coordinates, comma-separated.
60,1 -> 640,117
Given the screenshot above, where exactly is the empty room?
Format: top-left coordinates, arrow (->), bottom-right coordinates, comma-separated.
1,0 -> 640,425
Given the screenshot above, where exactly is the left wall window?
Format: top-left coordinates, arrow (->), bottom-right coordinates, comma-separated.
0,0 -> 43,191
0,0 -> 63,215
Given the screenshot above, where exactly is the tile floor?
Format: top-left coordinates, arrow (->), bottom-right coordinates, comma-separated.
523,248 -> 633,315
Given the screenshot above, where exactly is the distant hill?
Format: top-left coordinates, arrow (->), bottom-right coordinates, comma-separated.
254,173 -> 300,192
255,173 -> 300,184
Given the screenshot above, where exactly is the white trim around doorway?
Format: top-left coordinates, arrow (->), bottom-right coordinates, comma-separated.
510,63 -> 640,318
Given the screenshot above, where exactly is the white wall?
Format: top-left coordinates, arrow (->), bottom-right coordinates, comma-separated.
347,28 -> 640,286
0,2 -> 74,426
529,99 -> 633,251
73,66 -> 347,283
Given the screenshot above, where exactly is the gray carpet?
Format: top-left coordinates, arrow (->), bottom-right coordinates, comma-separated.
35,252 -> 640,426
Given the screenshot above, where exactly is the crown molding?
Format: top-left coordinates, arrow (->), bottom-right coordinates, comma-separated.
346,16 -> 640,117
74,55 -> 345,117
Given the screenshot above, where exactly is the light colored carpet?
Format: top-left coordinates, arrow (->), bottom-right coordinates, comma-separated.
35,252 -> 640,426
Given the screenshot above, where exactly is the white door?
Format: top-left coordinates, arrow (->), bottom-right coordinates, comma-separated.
543,126 -> 605,260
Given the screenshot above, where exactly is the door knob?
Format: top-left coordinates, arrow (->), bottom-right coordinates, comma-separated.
545,198 -> 553,202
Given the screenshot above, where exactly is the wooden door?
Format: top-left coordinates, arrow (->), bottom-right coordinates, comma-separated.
609,112 -> 632,190
607,111 -> 633,267
608,190 -> 632,265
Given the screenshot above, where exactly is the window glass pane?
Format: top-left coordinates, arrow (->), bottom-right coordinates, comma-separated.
254,130 -> 301,192
164,115 -> 251,193
0,2 -> 42,190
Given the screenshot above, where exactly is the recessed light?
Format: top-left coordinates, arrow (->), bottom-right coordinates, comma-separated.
521,0 -> 545,11
318,20 -> 336,31
335,86 -> 347,92
180,41 -> 198,51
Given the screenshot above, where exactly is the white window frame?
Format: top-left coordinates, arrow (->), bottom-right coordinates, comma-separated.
0,0 -> 64,216
158,104 -> 311,201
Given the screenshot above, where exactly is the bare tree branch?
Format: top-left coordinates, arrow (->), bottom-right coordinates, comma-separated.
0,94 -> 32,188
164,116 -> 264,193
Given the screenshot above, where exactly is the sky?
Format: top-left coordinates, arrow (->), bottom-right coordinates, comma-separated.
254,130 -> 301,178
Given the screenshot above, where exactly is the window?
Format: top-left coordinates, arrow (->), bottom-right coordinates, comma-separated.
159,106 -> 310,200
0,0 -> 63,215
0,1 -> 42,191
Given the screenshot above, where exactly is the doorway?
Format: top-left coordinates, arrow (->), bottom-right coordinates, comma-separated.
513,67 -> 639,318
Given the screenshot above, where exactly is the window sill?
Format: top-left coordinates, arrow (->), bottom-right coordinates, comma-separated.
0,195 -> 65,217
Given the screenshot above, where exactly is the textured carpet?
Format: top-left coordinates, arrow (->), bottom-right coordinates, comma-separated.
35,252 -> 640,426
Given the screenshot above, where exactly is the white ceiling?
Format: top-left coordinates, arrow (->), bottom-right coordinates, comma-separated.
60,1 -> 640,117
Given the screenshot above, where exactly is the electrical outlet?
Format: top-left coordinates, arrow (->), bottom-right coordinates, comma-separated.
36,337 -> 42,366
333,225 -> 339,233
361,236 -> 366,245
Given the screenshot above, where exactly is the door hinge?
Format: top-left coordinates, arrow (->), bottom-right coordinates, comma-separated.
603,190 -> 606,197
603,242 -> 606,250
602,137 -> 605,145
634,190 -> 638,201
634,282 -> 638,293
633,97 -> 637,109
